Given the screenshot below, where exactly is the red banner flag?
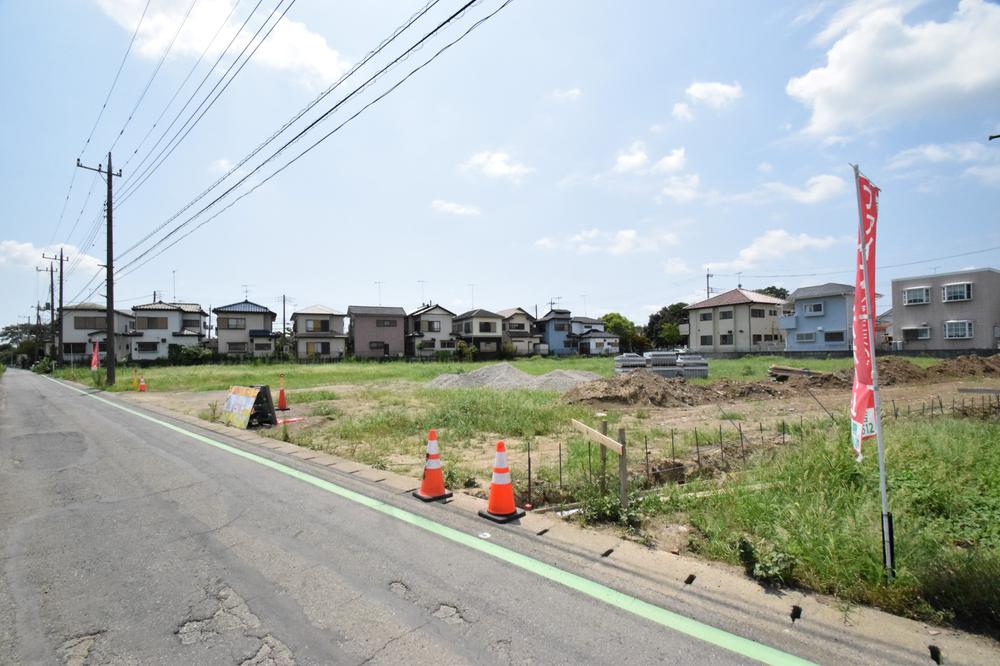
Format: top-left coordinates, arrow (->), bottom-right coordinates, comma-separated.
850,173 -> 880,456
90,341 -> 100,370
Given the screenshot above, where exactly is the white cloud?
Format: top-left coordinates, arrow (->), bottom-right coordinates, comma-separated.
685,81 -> 743,109
612,142 -> 649,173
0,240 -> 103,274
965,164 -> 1000,187
535,229 -> 678,255
671,102 -> 694,121
764,174 -> 847,203
757,161 -> 774,173
787,0 -> 1000,136
663,258 -> 691,275
551,87 -> 582,101
662,173 -> 700,202
209,158 -> 233,174
649,123 -> 664,134
431,199 -> 481,216
96,0 -> 350,91
461,150 -> 534,183
887,142 -> 991,169
706,229 -> 842,271
653,148 -> 686,173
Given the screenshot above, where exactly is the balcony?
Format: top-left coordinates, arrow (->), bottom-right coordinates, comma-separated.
778,315 -> 797,330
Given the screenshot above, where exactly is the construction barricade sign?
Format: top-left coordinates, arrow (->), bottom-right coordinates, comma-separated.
221,385 -> 278,429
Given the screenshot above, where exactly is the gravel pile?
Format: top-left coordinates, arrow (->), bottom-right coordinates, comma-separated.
427,363 -> 601,391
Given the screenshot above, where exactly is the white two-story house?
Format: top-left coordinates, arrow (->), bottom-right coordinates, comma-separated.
213,300 -> 277,357
130,301 -> 208,360
60,302 -> 135,364
290,305 -> 348,360
406,304 -> 457,357
497,307 -> 543,356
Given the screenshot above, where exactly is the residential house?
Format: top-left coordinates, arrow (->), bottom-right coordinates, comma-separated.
60,302 -> 135,363
891,268 -> 1000,351
537,308 -> 575,356
130,301 -> 208,360
213,300 -> 277,357
290,305 -> 347,360
685,289 -> 785,353
570,316 -> 605,337
876,308 -> 893,348
406,304 -> 456,357
348,306 -> 406,358
453,309 -> 504,358
497,307 -> 543,356
778,283 -> 855,352
576,329 -> 620,355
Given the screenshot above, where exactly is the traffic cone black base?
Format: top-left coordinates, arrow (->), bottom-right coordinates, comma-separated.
477,507 -> 525,524
413,489 -> 453,502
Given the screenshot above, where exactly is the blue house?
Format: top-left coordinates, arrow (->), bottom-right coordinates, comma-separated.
779,283 -> 855,351
537,308 -> 574,356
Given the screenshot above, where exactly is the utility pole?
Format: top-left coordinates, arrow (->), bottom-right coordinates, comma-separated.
36,264 -> 56,357
77,152 -> 121,385
43,250 -> 67,363
705,270 -> 714,299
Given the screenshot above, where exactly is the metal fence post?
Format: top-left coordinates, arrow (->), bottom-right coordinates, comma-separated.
618,427 -> 628,513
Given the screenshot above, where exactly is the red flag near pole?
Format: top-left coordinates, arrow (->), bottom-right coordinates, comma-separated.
850,171 -> 880,456
90,340 -> 100,370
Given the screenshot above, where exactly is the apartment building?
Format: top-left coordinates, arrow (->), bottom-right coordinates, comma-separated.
891,268 -> 1000,351
685,289 -> 784,353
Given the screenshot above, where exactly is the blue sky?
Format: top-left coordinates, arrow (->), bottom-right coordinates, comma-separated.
2,0 -> 998,328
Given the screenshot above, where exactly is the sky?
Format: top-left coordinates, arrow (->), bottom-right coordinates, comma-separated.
1,0 -> 998,330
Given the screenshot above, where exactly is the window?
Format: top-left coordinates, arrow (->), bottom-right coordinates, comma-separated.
944,320 -> 973,339
424,320 -> 441,333
136,316 -> 168,330
136,342 -> 159,353
804,302 -> 824,316
305,319 -> 330,332
824,331 -> 845,343
903,287 -> 930,305
227,342 -> 248,352
942,283 -> 972,302
63,342 -> 86,355
507,322 -> 525,331
182,319 -> 201,330
768,309 -> 778,317
218,317 -> 246,330
564,339 -> 575,348
554,323 -> 568,331
254,342 -> 272,351
479,321 -> 497,333
97,341 -> 107,351
463,322 -> 472,334
719,333 -> 734,345
369,340 -> 385,350
595,341 -> 604,349
763,334 -> 775,342
376,319 -> 397,328
699,312 -> 713,321
796,332 -> 816,343
74,316 -> 103,330
750,308 -> 765,318
902,327 -> 930,342
752,334 -> 762,343
699,335 -> 713,346
719,311 -> 733,320
418,339 -> 436,350
439,340 -> 456,349
306,341 -> 331,354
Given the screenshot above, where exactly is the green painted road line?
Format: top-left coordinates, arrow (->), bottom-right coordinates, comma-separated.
44,376 -> 813,665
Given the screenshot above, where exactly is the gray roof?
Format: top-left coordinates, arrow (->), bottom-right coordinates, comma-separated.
496,307 -> 534,320
133,301 -> 207,315
787,283 -> 854,301
685,289 -> 784,309
571,316 -> 604,325
578,329 -> 618,339
537,308 -> 572,322
213,299 -> 275,315
454,308 -> 502,320
63,302 -> 134,318
291,304 -> 346,317
347,305 -> 406,317
409,303 -> 456,317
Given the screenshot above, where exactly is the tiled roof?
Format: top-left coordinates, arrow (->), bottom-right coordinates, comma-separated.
64,303 -> 135,318
578,329 -> 619,339
787,283 -> 854,301
454,308 -> 502,320
213,300 -> 275,315
685,289 -> 784,309
291,304 -> 346,317
571,316 -> 604,325
497,307 -> 534,320
409,303 -> 456,317
537,308 -> 572,321
133,300 -> 207,315
347,305 -> 406,317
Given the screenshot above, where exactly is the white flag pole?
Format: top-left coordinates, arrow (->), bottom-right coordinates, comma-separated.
853,164 -> 894,579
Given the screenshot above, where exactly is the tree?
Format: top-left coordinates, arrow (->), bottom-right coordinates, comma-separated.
0,322 -> 38,347
755,285 -> 788,300
600,312 -> 638,351
659,322 -> 684,346
645,302 -> 688,348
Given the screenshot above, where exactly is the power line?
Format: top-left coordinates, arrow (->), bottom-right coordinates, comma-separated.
108,0 -> 199,153
49,0 -> 152,243
117,0 -> 516,279
117,0 -> 442,260
119,0 -> 245,173
114,0 -> 279,205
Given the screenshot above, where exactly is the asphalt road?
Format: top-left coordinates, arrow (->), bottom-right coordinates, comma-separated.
0,369 -> 886,665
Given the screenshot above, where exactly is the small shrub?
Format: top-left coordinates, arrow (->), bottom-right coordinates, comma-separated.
31,357 -> 52,374
206,401 -> 220,422
737,535 -> 796,586
741,365 -> 755,377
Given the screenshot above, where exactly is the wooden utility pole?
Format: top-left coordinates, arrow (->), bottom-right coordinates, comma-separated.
36,264 -> 56,356
42,249 -> 67,363
77,152 -> 121,385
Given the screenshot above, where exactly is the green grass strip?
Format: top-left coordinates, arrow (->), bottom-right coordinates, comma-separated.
43,375 -> 813,665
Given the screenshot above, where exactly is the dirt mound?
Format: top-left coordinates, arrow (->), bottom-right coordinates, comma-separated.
428,363 -> 601,391
563,370 -> 790,407
927,354 -> 1000,379
875,357 -> 932,385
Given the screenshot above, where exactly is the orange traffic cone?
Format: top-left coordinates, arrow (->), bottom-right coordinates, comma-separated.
413,429 -> 453,502
479,440 -> 525,523
139,376 -> 147,392
277,387 -> 289,411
